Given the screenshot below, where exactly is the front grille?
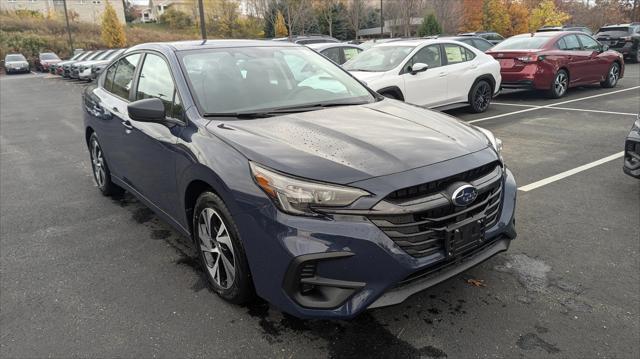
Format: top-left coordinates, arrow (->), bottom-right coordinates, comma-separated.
367,164 -> 504,258
625,140 -> 640,168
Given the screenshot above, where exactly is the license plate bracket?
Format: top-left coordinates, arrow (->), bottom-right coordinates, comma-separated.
445,217 -> 485,257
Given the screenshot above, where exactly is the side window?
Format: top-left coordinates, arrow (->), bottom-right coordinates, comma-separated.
136,53 -> 181,119
473,39 -> 493,52
110,54 -> 141,99
577,34 -> 600,50
556,37 -> 567,49
103,63 -> 117,92
443,44 -> 470,65
408,45 -> 441,70
343,47 -> 361,62
321,47 -> 341,63
464,47 -> 476,60
562,35 -> 581,50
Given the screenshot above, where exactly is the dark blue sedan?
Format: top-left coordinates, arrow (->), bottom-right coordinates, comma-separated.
82,40 -> 517,319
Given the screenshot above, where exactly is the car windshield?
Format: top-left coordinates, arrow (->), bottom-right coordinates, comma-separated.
6,55 -> 26,62
491,36 -> 550,50
105,49 -> 124,60
86,51 -> 105,60
40,53 -> 59,60
181,46 -> 375,115
596,27 -> 631,37
343,45 -> 414,72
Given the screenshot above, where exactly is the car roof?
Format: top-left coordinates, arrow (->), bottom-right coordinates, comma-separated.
437,36 -> 490,42
128,39 -> 299,52
307,43 -> 362,50
512,31 -> 580,39
376,38 -> 476,47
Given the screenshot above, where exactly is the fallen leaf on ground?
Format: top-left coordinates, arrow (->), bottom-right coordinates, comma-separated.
466,278 -> 486,287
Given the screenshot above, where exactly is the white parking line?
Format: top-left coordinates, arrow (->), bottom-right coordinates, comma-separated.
518,152 -> 624,192
493,102 -> 638,116
470,86 -> 640,124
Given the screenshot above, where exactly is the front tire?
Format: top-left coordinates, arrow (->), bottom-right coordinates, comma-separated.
601,62 -> 620,88
468,80 -> 492,113
548,69 -> 569,98
89,133 -> 123,196
193,191 -> 254,304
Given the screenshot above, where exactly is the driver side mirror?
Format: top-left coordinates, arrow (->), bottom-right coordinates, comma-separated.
410,62 -> 429,75
601,44 -> 609,52
128,98 -> 166,122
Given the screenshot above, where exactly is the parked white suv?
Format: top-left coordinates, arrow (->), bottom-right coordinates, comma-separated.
344,39 -> 502,113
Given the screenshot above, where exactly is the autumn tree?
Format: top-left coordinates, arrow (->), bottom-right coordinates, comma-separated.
418,13 -> 442,36
275,10 -> 288,37
101,0 -> 126,47
507,0 -> 529,36
460,0 -> 484,32
529,0 -> 570,31
483,0 -> 510,35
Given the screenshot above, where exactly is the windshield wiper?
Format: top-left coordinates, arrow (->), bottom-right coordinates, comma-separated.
346,68 -> 376,72
203,102 -> 369,119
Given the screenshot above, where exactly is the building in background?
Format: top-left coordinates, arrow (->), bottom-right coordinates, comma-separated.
357,18 -> 423,39
0,0 -> 126,24
139,0 -> 196,23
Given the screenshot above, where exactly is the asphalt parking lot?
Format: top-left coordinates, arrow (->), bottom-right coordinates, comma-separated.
1,66 -> 639,358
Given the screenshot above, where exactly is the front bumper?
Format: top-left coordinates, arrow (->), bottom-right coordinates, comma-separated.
78,68 -> 92,80
624,134 -> 640,178
236,158 -> 517,319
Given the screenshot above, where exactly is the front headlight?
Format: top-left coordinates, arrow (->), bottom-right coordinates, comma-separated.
476,127 -> 503,159
250,162 -> 370,216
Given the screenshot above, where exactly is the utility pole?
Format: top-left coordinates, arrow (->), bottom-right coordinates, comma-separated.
62,0 -> 74,53
380,0 -> 383,37
198,0 -> 207,40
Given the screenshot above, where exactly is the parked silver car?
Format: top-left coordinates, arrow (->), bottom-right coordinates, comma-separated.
4,53 -> 30,74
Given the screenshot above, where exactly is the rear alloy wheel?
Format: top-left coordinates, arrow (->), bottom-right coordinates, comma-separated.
601,62 -> 620,88
193,192 -> 254,304
548,70 -> 568,98
89,133 -> 123,196
469,80 -> 492,113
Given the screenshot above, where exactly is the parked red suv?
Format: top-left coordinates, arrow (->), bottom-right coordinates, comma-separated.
487,31 -> 624,98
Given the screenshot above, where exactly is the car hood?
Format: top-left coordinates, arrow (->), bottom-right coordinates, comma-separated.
206,100 -> 491,184
349,71 -> 389,85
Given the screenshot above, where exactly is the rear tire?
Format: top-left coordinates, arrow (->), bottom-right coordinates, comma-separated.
89,133 -> 124,197
547,69 -> 569,99
600,62 -> 620,88
193,191 -> 254,304
468,80 -> 492,113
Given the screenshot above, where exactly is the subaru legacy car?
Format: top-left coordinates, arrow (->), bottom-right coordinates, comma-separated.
82,40 -> 517,319
4,53 -> 30,74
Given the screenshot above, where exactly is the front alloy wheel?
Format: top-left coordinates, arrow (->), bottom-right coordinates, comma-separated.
548,70 -> 568,98
193,192 -> 254,303
198,208 -> 236,289
601,62 -> 620,88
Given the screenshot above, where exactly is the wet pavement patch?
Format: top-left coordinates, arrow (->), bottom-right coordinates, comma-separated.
494,253 -> 551,293
132,207 -> 155,223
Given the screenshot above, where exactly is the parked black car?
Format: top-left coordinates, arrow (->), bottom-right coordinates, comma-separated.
595,23 -> 640,63
458,31 -> 504,45
433,36 -> 494,52
624,115 -> 640,178
4,53 -> 30,74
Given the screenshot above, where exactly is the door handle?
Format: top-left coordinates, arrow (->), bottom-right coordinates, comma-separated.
121,120 -> 133,131
112,107 -> 119,113
438,72 -> 447,77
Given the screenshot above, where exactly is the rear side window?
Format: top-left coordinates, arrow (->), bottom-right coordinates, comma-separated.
135,53 -> 182,119
577,34 -> 600,50
321,47 -> 341,63
343,47 -> 361,62
443,44 -> 473,64
559,35 -> 581,50
107,54 -> 141,99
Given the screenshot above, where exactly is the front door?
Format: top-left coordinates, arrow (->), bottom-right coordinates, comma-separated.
401,45 -> 448,107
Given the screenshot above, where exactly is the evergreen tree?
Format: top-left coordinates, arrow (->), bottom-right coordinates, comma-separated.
417,13 -> 442,37
101,0 -> 126,47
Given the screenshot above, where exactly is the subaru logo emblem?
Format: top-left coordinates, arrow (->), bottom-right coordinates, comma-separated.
451,184 -> 478,207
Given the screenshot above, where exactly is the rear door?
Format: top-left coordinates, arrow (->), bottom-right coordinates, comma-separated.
441,43 -> 479,104
400,44 -> 448,106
